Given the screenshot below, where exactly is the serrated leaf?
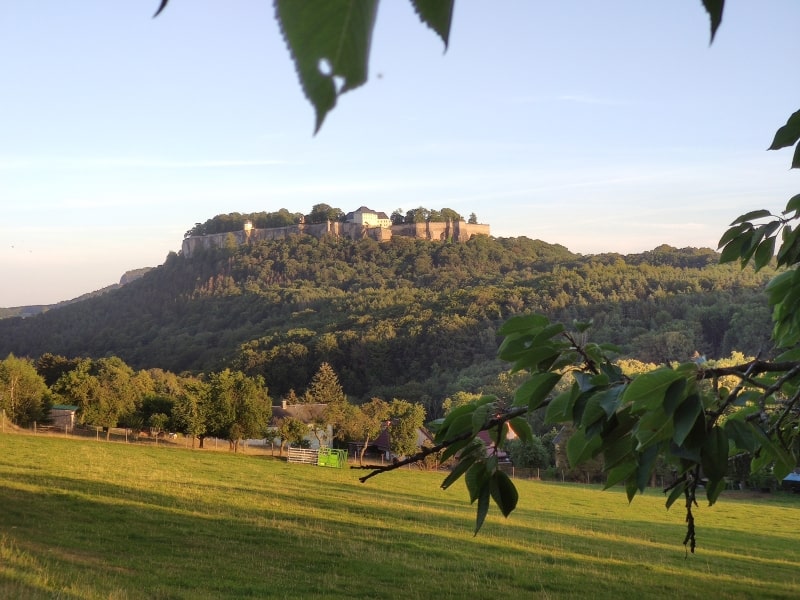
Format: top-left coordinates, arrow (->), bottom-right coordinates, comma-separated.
489,470 -> 518,518
498,314 -> 550,335
474,482 -> 491,535
465,462 -> 489,504
729,209 -> 772,225
566,428 -> 602,467
706,477 -> 726,506
721,235 -> 751,265
672,393 -> 703,446
701,426 -> 729,482
664,479 -> 686,510
784,193 -> 800,218
508,417 -> 533,444
623,369 -> 683,412
513,372 -> 561,410
753,237 -> 776,271
662,378 -> 686,417
471,403 -> 492,435
635,445 -> 659,493
717,223 -> 748,249
625,475 -> 638,503
602,433 -> 636,472
440,454 -> 476,490
544,390 -> 573,425
768,109 -> 800,151
603,459 -> 637,490
533,323 -> 566,344
440,437 -> 478,463
509,346 -> 560,373
409,0 -> 454,49
275,0 -> 379,133
634,409 -> 673,450
724,419 -> 757,453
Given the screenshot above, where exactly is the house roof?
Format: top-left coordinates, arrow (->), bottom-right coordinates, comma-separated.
51,404 -> 79,411
271,403 -> 327,425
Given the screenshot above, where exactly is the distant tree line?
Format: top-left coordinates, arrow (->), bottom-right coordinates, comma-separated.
0,235 -> 775,420
184,206 -> 480,238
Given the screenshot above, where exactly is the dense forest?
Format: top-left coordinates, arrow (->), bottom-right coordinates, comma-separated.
0,232 -> 775,417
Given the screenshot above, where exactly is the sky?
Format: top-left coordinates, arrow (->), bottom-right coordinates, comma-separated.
1,1 -> 799,307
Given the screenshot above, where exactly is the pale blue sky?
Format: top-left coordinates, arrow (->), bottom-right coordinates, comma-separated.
1,1 -> 798,306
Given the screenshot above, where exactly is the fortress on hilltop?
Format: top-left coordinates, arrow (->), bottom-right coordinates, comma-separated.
181,206 -> 490,258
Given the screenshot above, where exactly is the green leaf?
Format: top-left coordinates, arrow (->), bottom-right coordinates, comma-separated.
275,0 -> 379,133
724,419 -> 758,454
700,0 -> 724,43
474,482 -> 491,535
471,403 -> 492,435
706,477 -> 726,506
513,372 -> 562,410
662,378 -> 686,417
768,109 -> 800,151
566,428 -> 602,467
623,369 -> 683,412
634,409 -> 673,450
664,480 -> 687,510
508,417 -> 533,445
635,445 -> 659,493
701,426 -> 729,482
625,474 -> 639,503
544,390 -> 574,425
753,237 -> 776,271
719,231 -> 750,264
465,462 -> 490,504
489,470 -> 518,518
729,209 -> 772,225
533,323 -> 566,344
439,437 -> 479,463
498,314 -> 549,335
672,393 -> 703,446
603,459 -> 637,490
784,193 -> 800,218
602,433 -> 636,471
440,454 -> 476,490
793,142 -> 800,169
409,0 -> 454,49
717,223 -> 748,249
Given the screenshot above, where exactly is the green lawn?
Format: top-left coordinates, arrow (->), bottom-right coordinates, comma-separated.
0,433 -> 798,599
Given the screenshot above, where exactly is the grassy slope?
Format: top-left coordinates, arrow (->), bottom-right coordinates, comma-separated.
0,434 -> 798,599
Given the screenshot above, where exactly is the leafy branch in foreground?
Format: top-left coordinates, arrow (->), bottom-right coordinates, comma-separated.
358,314 -> 800,549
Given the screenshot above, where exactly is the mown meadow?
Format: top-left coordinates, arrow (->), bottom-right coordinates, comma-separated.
1,433 -> 798,599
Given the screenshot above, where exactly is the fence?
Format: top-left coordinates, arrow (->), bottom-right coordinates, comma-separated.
286,447 -> 347,469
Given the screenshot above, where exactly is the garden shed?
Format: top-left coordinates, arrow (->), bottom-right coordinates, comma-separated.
49,404 -> 78,431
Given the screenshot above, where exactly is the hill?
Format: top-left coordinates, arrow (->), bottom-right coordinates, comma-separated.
0,234 -> 775,409
0,267 -> 152,319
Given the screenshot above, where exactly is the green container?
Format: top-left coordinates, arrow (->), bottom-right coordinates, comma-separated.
317,447 -> 346,468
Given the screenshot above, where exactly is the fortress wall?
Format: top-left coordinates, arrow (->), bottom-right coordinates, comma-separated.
181,220 -> 490,258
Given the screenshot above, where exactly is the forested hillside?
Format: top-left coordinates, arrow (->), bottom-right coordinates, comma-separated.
0,234 -> 775,413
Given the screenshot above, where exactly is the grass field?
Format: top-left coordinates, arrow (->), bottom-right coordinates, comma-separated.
0,433 -> 798,599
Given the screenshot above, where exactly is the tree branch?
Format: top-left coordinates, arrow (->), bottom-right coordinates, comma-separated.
355,406 -> 530,483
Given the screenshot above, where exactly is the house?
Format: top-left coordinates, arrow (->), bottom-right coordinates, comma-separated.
349,425 -> 435,462
269,401 -> 332,450
49,404 -> 78,431
344,206 -> 392,228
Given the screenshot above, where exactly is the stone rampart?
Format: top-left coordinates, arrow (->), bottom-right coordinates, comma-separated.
181,220 -> 489,258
